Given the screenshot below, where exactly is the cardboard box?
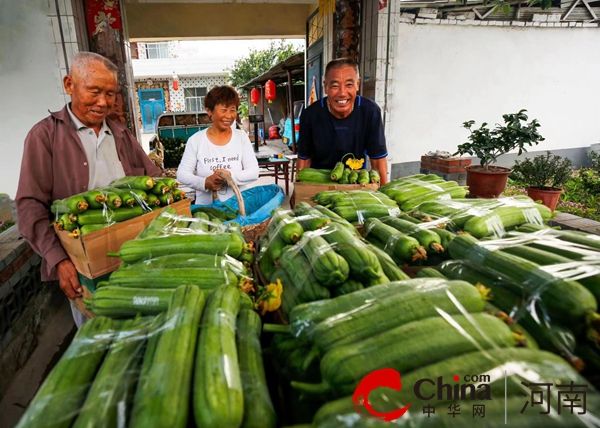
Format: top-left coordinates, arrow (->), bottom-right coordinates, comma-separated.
71,285 -> 95,319
292,182 -> 379,208
55,199 -> 192,279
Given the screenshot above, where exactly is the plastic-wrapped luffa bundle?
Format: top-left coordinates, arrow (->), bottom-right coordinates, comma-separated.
51,176 -> 181,237
88,207 -> 255,319
407,196 -> 553,238
310,190 -> 401,224
17,285 -> 276,428
379,174 -> 469,211
16,315 -> 141,428
257,207 -> 407,321
440,231 -> 600,370
269,276 -> 600,427
312,345 -> 600,427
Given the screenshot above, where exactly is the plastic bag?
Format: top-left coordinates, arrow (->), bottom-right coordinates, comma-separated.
408,196 -> 553,238
191,184 -> 285,227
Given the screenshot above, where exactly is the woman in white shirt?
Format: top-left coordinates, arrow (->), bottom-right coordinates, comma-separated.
177,86 -> 259,204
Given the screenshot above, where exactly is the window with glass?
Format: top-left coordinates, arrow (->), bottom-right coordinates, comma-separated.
184,87 -> 207,112
145,42 -> 169,59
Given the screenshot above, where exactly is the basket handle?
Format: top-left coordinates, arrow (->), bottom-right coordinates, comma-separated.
215,172 -> 246,217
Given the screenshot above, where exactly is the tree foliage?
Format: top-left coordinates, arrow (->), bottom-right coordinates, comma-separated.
228,40 -> 300,89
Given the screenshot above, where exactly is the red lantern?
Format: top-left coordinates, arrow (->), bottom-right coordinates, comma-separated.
265,80 -> 276,104
250,88 -> 260,106
172,72 -> 179,91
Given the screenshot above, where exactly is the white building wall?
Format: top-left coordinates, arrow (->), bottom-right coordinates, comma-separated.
385,23 -> 600,169
0,0 -> 77,198
170,75 -> 229,112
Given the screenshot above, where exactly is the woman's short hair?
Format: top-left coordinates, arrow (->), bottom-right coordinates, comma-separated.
204,85 -> 240,111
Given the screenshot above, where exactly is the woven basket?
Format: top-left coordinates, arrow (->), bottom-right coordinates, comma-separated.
242,218 -> 270,244
213,175 -> 270,244
148,139 -> 165,169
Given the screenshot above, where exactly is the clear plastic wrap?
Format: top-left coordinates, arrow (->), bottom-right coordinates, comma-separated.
18,285 -> 275,428
310,190 -> 400,224
257,211 -> 391,321
378,175 -> 468,211
313,347 -> 600,427
98,207 -> 256,318
443,232 -> 600,370
274,276 -> 600,427
407,196 -> 553,238
194,285 -> 249,427
16,316 -> 132,428
362,217 -> 429,265
133,284 -> 204,428
51,176 -> 179,238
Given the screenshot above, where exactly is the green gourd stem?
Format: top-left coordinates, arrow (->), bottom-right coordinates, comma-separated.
290,381 -> 331,395
262,324 -> 291,334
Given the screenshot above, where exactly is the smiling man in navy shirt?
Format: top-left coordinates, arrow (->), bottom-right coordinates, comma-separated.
297,58 -> 388,184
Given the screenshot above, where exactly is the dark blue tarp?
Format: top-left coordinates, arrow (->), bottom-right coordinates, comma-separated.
191,184 -> 284,227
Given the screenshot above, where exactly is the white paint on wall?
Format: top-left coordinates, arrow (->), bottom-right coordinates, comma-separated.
386,24 -> 600,166
0,1 -> 67,199
170,75 -> 228,112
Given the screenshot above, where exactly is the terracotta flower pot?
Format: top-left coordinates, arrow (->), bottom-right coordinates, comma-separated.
465,165 -> 512,199
527,187 -> 563,212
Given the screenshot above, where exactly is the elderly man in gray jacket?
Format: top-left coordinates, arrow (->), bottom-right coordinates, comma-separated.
16,52 -> 161,327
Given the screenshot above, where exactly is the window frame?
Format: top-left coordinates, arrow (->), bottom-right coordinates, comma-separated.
145,42 -> 169,59
184,87 -> 207,112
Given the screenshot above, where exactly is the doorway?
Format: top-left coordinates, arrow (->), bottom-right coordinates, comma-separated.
139,89 -> 165,133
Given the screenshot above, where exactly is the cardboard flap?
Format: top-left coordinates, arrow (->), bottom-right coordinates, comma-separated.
55,199 -> 191,278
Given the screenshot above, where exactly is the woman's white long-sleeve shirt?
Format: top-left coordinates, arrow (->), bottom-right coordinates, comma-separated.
177,129 -> 260,204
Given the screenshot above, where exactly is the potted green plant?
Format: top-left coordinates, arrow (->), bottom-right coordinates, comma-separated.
454,109 -> 545,198
238,100 -> 249,132
511,151 -> 573,211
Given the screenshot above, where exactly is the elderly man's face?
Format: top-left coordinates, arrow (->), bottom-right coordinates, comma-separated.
324,65 -> 360,119
63,61 -> 118,132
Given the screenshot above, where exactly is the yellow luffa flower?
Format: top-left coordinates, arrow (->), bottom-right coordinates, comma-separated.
257,279 -> 283,315
345,157 -> 365,170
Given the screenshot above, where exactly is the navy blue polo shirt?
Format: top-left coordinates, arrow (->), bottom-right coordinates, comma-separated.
297,96 -> 388,170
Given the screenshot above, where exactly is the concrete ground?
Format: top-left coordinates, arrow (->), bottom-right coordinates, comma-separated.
0,299 -> 76,428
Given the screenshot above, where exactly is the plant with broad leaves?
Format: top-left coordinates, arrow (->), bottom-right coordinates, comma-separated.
454,109 -> 545,169
238,100 -> 249,120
